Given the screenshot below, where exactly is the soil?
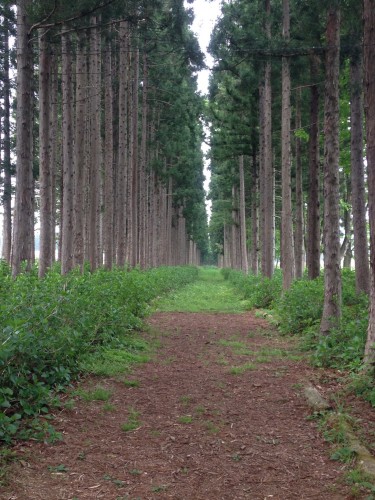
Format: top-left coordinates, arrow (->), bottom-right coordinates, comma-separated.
2,311 -> 374,500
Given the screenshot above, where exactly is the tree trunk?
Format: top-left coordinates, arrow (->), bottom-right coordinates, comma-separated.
294,89 -> 304,278
2,13 -> 12,263
306,55 -> 321,279
320,7 -> 342,335
363,0 -> 375,366
251,144 -> 259,275
262,0 -> 274,278
38,29 -> 52,278
281,0 -> 295,289
12,0 -> 34,277
104,37 -> 114,270
116,21 -> 129,267
131,47 -> 140,267
350,52 -> 369,293
73,31 -> 87,271
239,155 -> 248,274
61,26 -> 74,275
49,49 -> 58,262
139,51 -> 148,269
88,16 -> 101,272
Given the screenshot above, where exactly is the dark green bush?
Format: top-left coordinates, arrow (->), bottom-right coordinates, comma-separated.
222,268 -> 282,309
0,263 -> 198,443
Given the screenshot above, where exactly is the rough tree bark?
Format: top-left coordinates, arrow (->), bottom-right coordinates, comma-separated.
116,21 -> 129,267
281,0 -> 295,289
38,29 -> 52,278
350,52 -> 369,293
306,55 -> 321,280
103,37 -> 114,270
294,89 -> 304,278
73,31 -> 87,271
61,26 -> 74,275
320,7 -> 342,335
262,0 -> 274,278
363,0 -> 375,366
12,0 -> 34,277
2,13 -> 12,263
239,155 -> 248,274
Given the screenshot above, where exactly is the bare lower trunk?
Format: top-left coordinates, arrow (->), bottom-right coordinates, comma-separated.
307,55 -> 321,280
294,89 -> 304,278
364,0 -> 375,366
239,156 -> 248,274
251,144 -> 259,275
104,38 -> 114,270
61,26 -> 74,275
12,0 -> 34,277
88,17 -> 101,272
262,0 -> 274,277
281,0 -> 295,289
350,53 -> 369,294
320,7 -> 342,335
2,14 -> 12,263
73,31 -> 87,271
38,30 -> 52,277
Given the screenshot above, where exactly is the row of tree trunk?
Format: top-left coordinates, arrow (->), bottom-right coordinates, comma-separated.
5,2 -> 203,278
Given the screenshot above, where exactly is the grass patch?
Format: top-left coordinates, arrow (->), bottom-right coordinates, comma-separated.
123,379 -> 140,388
121,407 -> 141,432
81,345 -> 150,377
74,386 -> 112,402
178,415 -> 193,424
102,403 -> 116,412
155,268 -> 245,313
229,362 -> 257,375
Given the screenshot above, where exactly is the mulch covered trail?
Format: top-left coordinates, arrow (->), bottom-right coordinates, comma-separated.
3,312 -> 356,499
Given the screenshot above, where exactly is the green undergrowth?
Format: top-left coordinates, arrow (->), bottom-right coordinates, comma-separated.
222,267 -> 374,406
0,262 -> 198,444
155,266 -> 246,313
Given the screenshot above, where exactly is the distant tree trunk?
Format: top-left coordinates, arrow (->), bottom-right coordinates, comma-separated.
350,52 -> 369,293
306,55 -> 321,280
251,143 -> 259,275
73,31 -> 87,271
294,89 -> 304,278
104,38 -> 114,270
88,16 -> 101,272
12,0 -> 34,277
363,0 -> 375,366
2,14 -> 12,263
262,0 -> 274,278
61,26 -> 74,275
239,155 -> 248,274
116,21 -> 129,267
139,51 -> 148,269
38,29 -> 52,278
281,0 -> 295,289
320,7 -> 342,335
49,49 -> 58,262
131,46 -> 140,267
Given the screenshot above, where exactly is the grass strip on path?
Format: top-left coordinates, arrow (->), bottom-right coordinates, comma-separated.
155,267 -> 248,313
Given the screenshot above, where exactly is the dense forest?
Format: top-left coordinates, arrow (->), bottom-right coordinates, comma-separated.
0,0 -> 209,277
206,0 -> 375,367
0,0 -> 375,429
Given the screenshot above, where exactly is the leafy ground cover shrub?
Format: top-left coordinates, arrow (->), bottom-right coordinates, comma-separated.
0,263 -> 198,443
224,267 -> 372,400
221,268 -> 282,309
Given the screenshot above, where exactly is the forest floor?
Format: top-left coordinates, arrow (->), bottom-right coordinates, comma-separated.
2,269 -> 375,499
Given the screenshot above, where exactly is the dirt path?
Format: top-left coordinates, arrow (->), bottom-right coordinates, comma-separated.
3,311 -> 355,499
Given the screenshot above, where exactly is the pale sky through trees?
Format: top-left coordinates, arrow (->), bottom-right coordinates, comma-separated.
189,0 -> 222,216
